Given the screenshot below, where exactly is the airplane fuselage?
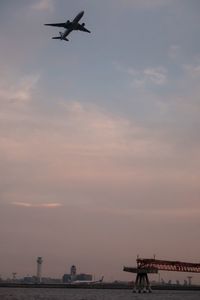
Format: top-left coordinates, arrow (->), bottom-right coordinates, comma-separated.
70,276 -> 104,285
72,11 -> 84,25
61,11 -> 84,39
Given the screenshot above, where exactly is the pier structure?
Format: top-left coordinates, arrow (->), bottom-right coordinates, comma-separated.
124,257 -> 200,293
123,266 -> 157,293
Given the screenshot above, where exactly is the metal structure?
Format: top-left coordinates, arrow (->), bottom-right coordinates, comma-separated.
36,257 -> 43,283
124,258 -> 200,293
137,258 -> 200,273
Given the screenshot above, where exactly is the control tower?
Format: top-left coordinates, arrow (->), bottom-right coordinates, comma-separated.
36,257 -> 43,283
70,265 -> 76,282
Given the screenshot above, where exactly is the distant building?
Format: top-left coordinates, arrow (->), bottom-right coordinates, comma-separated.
23,276 -> 61,284
70,265 -> 76,276
23,276 -> 37,284
62,274 -> 71,283
76,273 -> 92,281
42,277 -> 62,284
62,265 -> 92,283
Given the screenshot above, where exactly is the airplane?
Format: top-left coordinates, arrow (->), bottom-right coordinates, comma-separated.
44,11 -> 90,41
70,276 -> 104,285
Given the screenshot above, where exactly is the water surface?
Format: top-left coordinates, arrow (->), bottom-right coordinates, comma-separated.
0,288 -> 200,300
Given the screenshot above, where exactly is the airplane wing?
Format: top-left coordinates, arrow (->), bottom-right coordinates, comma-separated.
77,23 -> 91,33
44,23 -> 66,28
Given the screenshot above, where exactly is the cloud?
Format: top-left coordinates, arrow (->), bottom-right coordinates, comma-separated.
143,67 -> 167,85
0,100 -> 144,166
119,0 -> 173,9
1,97 -> 199,209
0,97 -> 179,208
12,202 -> 62,208
0,70 -> 200,216
115,63 -> 167,87
168,45 -> 180,60
183,63 -> 200,78
0,74 -> 39,104
86,205 -> 200,220
31,0 -> 54,12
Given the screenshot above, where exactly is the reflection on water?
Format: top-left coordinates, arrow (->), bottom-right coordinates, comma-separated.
0,288 -> 200,300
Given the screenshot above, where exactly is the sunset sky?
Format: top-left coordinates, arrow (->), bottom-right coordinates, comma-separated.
0,0 -> 200,282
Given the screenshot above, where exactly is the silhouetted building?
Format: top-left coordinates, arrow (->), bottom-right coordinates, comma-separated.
23,276 -> 37,284
62,265 -> 92,283
70,265 -> 76,276
62,274 -> 71,283
42,277 -> 62,284
76,273 -> 92,281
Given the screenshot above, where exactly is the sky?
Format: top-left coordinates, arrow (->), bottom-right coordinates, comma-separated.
0,0 -> 200,283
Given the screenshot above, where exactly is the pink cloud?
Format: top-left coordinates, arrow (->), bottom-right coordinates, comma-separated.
31,0 -> 54,12
0,74 -> 39,104
12,202 -> 62,208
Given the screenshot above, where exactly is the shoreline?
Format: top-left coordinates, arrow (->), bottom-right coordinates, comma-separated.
1,283 -> 200,291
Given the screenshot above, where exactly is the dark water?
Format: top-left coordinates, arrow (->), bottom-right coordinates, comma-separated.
0,288 -> 200,300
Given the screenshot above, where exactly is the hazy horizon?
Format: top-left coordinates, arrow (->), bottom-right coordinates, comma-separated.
0,0 -> 200,283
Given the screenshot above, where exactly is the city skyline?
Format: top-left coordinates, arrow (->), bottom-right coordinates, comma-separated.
0,0 -> 200,282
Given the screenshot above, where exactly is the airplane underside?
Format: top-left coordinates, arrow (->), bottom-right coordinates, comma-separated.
44,10 -> 90,42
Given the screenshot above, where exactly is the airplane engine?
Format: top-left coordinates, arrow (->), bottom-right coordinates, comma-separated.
82,23 -> 85,27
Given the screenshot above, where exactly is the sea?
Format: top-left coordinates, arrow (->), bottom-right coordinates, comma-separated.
0,288 -> 200,300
